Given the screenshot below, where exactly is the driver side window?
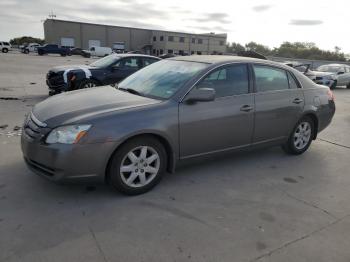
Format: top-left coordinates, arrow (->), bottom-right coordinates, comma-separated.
195,64 -> 249,97
116,58 -> 142,69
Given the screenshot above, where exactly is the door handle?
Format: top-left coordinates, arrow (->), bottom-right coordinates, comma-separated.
293,98 -> 303,104
240,105 -> 253,112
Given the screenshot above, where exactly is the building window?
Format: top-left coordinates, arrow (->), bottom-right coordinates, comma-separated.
191,38 -> 195,44
198,39 -> 203,44
153,49 -> 156,54
168,49 -> 173,54
153,36 -> 156,41
160,49 -> 163,55
219,40 -> 224,46
197,51 -> 202,55
160,36 -> 164,41
179,37 -> 185,43
168,36 -> 174,42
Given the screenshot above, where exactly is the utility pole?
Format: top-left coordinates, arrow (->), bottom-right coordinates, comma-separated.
48,11 -> 56,19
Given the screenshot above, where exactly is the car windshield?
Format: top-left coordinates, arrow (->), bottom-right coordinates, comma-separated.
317,65 -> 342,72
118,60 -> 208,99
90,54 -> 120,68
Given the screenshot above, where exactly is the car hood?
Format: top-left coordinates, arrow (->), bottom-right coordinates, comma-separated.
49,64 -> 95,73
32,86 -> 161,127
312,71 -> 336,77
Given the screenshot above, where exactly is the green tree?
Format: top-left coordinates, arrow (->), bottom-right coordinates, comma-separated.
9,36 -> 45,46
226,42 -> 245,53
245,41 -> 271,55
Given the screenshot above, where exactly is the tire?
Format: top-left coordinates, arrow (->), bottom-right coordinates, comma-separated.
330,80 -> 337,90
60,53 -> 67,57
24,49 -> 29,54
2,48 -> 8,53
108,136 -> 167,195
282,116 -> 315,155
78,79 -> 99,89
347,82 -> 350,89
38,50 -> 44,55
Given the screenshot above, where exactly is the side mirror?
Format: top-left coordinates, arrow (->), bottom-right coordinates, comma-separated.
184,88 -> 215,103
338,71 -> 345,75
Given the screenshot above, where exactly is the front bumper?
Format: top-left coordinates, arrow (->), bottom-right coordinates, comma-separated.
21,132 -> 117,183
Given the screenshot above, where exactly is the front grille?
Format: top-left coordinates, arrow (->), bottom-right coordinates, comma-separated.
23,113 -> 49,142
47,71 -> 65,87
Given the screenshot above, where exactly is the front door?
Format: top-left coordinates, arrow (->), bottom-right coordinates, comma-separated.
252,65 -> 305,143
106,57 -> 142,85
179,64 -> 254,158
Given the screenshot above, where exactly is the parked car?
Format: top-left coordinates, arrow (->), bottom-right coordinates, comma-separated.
159,53 -> 177,59
313,64 -> 350,89
22,56 -> 335,195
0,41 -> 12,53
284,62 -> 316,82
46,54 -> 160,95
21,43 -> 40,54
37,44 -> 70,56
89,46 -> 112,57
69,48 -> 91,58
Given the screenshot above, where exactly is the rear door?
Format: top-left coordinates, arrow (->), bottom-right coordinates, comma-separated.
179,63 -> 254,158
252,65 -> 305,143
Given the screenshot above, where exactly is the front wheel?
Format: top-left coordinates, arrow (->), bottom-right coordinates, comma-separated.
78,79 -> 99,89
347,82 -> 350,89
108,137 -> 167,195
2,48 -> 8,53
282,116 -> 315,155
330,80 -> 337,90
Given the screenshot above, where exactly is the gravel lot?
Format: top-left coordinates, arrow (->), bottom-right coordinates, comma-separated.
1,52 -> 350,262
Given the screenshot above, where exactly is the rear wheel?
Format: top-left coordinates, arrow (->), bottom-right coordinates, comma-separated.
2,48 -> 8,53
38,50 -> 44,55
24,49 -> 29,54
282,116 -> 315,155
78,79 -> 99,89
330,80 -> 337,90
108,137 -> 167,195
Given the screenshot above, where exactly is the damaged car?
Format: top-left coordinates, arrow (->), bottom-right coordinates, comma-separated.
46,54 -> 160,95
313,64 -> 350,89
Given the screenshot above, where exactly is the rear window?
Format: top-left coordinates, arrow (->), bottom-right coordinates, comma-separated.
254,65 -> 289,92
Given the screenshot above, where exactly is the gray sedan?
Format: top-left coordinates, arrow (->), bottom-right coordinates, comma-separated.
21,56 -> 335,195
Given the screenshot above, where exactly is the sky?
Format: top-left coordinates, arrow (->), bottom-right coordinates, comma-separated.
0,0 -> 349,53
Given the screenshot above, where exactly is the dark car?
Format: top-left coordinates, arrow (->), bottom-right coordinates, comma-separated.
37,44 -> 70,56
46,54 -> 160,95
70,48 -> 91,58
22,56 -> 335,195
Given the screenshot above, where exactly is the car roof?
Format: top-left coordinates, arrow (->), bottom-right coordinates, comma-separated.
115,54 -> 160,59
169,55 -> 291,68
320,63 -> 348,67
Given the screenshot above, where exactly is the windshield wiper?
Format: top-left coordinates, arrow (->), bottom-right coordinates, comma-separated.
118,87 -> 143,97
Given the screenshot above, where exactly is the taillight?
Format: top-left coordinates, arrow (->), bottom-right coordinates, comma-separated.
327,89 -> 335,101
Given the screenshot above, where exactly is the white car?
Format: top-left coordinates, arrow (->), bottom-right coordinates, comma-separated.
314,64 -> 350,89
21,43 -> 41,54
0,41 -> 12,53
89,46 -> 112,57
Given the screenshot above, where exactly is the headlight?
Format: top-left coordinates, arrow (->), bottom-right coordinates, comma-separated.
46,125 -> 91,144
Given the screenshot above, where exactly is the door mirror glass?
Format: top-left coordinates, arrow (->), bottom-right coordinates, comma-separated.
184,88 -> 215,103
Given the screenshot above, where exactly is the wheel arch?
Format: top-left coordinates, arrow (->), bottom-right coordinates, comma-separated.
105,133 -> 176,183
301,112 -> 319,140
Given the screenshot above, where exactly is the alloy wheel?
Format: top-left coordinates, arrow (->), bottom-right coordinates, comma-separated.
293,121 -> 312,150
120,146 -> 160,188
